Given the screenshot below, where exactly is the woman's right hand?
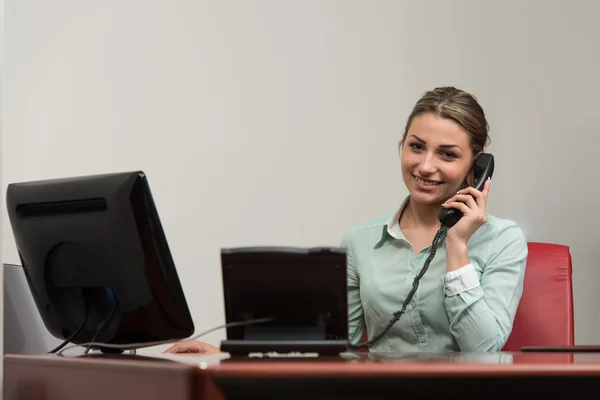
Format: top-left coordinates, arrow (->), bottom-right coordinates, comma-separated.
162,340 -> 222,355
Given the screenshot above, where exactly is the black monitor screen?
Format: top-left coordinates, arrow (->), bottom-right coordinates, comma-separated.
220,246 -> 348,353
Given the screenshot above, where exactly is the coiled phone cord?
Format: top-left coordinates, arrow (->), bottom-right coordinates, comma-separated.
350,227 -> 445,350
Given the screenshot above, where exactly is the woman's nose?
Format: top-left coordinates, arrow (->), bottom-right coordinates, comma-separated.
418,155 -> 437,175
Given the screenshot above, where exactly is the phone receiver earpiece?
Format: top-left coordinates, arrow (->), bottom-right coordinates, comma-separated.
437,153 -> 494,228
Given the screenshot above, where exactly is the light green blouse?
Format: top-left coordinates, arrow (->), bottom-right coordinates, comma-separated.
341,198 -> 528,353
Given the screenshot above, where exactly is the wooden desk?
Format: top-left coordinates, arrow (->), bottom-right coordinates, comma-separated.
3,354 -> 209,400
6,352 -> 600,400
209,352 -> 600,399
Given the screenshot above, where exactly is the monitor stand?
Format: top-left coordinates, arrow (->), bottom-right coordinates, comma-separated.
220,319 -> 348,356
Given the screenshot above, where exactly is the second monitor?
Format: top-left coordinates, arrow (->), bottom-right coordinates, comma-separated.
219,246 -> 349,355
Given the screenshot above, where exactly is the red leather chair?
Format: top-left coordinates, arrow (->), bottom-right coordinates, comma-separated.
502,242 -> 574,350
360,242 -> 574,351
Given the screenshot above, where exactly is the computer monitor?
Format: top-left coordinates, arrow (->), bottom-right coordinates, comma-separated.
219,246 -> 349,355
5,171 -> 195,353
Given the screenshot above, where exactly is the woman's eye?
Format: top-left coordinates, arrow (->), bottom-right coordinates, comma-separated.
440,151 -> 458,159
408,143 -> 423,151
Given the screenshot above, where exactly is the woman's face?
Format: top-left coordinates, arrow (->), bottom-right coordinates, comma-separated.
401,113 -> 474,206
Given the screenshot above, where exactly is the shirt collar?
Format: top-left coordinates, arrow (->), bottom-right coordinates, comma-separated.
376,196 -> 448,248
374,196 -> 410,248
386,196 -> 410,240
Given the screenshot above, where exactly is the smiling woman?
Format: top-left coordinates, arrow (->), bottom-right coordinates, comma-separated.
341,86 -> 527,353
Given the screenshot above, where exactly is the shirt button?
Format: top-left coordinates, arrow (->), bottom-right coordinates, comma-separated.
419,336 -> 426,343
410,301 -> 416,308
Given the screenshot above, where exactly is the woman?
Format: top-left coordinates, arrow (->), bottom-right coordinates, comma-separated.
345,86 -> 527,353
164,86 -> 527,355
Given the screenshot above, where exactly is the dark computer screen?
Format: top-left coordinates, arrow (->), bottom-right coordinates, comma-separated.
219,246 -> 349,355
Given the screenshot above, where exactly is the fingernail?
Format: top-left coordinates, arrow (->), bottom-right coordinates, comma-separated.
487,177 -> 491,181
457,190 -> 461,194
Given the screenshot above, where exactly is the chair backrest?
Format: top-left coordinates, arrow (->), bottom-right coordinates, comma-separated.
502,242 -> 574,351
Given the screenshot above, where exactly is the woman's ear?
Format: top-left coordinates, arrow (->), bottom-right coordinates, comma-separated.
464,170 -> 475,189
462,151 -> 480,188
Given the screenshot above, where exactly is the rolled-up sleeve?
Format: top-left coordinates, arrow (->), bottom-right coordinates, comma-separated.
443,223 -> 528,352
341,230 -> 366,346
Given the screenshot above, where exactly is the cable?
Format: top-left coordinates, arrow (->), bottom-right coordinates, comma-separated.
350,227 -> 445,350
84,300 -> 119,355
55,316 -> 275,356
47,301 -> 90,354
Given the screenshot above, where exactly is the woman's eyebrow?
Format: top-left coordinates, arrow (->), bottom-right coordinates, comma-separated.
410,135 -> 459,149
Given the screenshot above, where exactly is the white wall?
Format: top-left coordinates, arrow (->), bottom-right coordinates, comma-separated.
2,0 -> 600,351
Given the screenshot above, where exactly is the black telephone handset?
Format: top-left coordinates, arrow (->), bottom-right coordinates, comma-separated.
437,153 -> 495,228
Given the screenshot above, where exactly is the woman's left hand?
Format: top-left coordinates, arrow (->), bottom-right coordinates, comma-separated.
442,178 -> 491,245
